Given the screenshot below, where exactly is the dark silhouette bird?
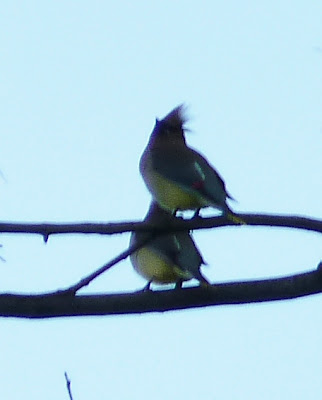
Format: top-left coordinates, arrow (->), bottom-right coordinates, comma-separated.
140,105 -> 244,224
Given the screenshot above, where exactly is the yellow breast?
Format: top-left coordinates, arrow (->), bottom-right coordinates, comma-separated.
132,247 -> 192,284
145,171 -> 209,212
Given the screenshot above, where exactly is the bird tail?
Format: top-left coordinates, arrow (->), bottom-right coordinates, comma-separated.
199,277 -> 212,288
226,212 -> 247,225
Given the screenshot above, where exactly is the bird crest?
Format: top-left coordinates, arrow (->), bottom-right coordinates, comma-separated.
159,104 -> 188,131
163,104 -> 188,128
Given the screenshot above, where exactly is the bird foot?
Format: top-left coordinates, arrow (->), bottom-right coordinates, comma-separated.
175,280 -> 184,289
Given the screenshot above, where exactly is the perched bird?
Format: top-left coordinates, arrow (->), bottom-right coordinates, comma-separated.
130,202 -> 209,289
140,105 -> 244,224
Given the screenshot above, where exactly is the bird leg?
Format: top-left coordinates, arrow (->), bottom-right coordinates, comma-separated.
192,208 -> 201,219
173,208 -> 180,217
140,281 -> 152,292
175,279 -> 184,290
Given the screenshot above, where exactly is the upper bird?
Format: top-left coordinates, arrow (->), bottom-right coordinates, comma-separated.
140,105 -> 244,223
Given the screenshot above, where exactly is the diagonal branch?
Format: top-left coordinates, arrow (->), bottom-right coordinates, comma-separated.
0,263 -> 321,319
60,233 -> 156,294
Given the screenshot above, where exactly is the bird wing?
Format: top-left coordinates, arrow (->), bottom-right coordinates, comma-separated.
148,233 -> 185,266
152,146 -> 232,206
173,231 -> 208,282
148,231 -> 205,280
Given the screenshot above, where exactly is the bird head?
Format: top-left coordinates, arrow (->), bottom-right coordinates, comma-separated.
149,104 -> 188,145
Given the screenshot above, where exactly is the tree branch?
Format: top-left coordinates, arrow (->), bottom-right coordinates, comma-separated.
0,263 -> 321,319
0,213 -> 320,318
0,213 -> 321,240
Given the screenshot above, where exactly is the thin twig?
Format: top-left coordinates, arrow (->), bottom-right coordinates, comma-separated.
0,169 -> 7,183
64,372 -> 74,400
0,243 -> 4,262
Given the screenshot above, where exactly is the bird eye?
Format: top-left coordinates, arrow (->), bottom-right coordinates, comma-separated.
162,123 -> 175,136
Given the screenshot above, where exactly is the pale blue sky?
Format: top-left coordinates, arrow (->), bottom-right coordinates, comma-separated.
0,1 -> 321,399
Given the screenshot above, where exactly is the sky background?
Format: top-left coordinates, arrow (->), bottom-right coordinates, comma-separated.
0,1 -> 321,399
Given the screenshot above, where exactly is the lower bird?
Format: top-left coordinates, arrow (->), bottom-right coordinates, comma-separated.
130,202 -> 209,289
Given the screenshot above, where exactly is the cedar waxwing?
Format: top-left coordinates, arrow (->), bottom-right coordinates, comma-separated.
130,202 -> 209,289
140,105 -> 245,224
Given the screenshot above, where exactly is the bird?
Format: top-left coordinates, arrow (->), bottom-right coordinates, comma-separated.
129,201 -> 209,289
139,105 -> 245,224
